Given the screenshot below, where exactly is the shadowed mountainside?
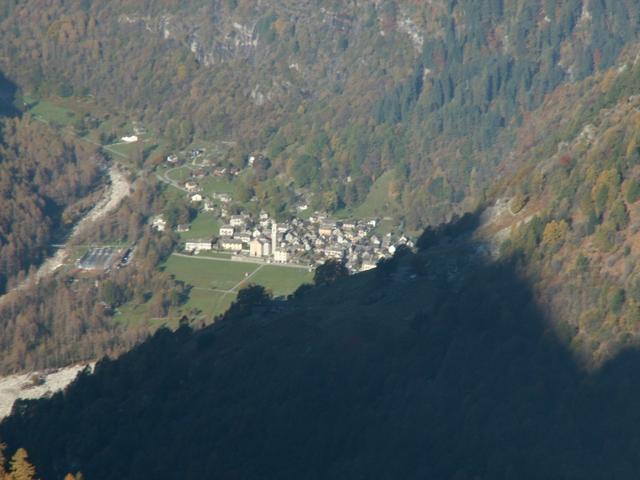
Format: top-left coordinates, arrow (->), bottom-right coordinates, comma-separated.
3,220 -> 640,479
0,72 -> 18,118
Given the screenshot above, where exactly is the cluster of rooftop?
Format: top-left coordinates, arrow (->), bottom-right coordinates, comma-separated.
178,211 -> 411,273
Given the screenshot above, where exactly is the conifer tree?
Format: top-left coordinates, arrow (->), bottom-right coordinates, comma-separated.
0,443 -> 9,480
9,448 -> 36,480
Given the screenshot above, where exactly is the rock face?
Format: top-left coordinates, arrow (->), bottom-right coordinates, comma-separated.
117,12 -> 260,67
109,0 -> 436,97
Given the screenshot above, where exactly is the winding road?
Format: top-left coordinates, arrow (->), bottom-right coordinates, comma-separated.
156,166 -> 188,192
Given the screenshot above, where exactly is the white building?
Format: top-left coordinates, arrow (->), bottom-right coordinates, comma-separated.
214,192 -> 232,203
120,135 -> 138,143
185,238 -> 214,253
326,247 -> 346,259
219,237 -> 243,252
237,232 -> 252,243
274,250 -> 289,263
249,238 -> 263,257
219,225 -> 234,237
272,222 -> 278,256
190,193 -> 203,203
342,221 -> 357,230
319,224 -> 333,237
230,215 -> 245,228
262,239 -> 271,257
151,216 -> 167,232
250,238 -> 272,258
185,182 -> 198,192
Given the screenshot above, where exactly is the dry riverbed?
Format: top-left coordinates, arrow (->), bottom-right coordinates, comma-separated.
0,364 -> 93,419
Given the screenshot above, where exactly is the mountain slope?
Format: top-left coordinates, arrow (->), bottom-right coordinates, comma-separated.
4,243 -> 640,479
2,0 -> 639,225
470,48 -> 640,365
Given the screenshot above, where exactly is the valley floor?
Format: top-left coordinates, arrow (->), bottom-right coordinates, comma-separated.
0,165 -> 130,306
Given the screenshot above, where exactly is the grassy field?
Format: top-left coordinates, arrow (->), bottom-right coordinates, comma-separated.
180,288 -> 234,319
249,265 -> 313,296
187,138 -> 235,164
197,251 -> 232,259
374,218 -> 396,236
163,255 -> 257,291
166,166 -> 192,183
26,98 -> 79,126
24,94 -> 163,168
336,170 -> 397,220
105,141 -> 143,157
114,303 -> 178,330
116,258 -> 312,326
354,170 -> 396,218
180,213 -> 220,240
162,183 -> 187,198
161,254 -> 313,319
200,175 -> 235,196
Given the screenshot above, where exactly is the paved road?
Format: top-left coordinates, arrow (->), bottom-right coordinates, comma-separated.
172,252 -> 312,270
156,165 -> 189,192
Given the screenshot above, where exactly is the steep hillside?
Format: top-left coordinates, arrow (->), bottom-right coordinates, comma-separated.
0,116 -> 104,294
1,0 -> 638,225
469,48 -> 640,365
0,76 -> 188,374
2,4 -> 640,476
5,243 -> 640,479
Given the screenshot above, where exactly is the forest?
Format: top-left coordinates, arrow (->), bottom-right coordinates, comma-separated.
0,115 -> 102,294
2,2 -> 640,476
489,52 -> 640,365
0,171 -> 196,374
1,0 -> 639,226
7,236 -> 640,478
0,0 -> 638,372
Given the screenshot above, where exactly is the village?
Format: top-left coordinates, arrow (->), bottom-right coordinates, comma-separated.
153,153 -> 413,273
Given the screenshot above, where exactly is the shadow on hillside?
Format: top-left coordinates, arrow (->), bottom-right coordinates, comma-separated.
414,210 -> 484,250
0,72 -> 19,119
3,216 -> 640,479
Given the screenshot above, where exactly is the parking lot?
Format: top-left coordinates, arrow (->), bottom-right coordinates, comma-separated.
77,247 -> 119,270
